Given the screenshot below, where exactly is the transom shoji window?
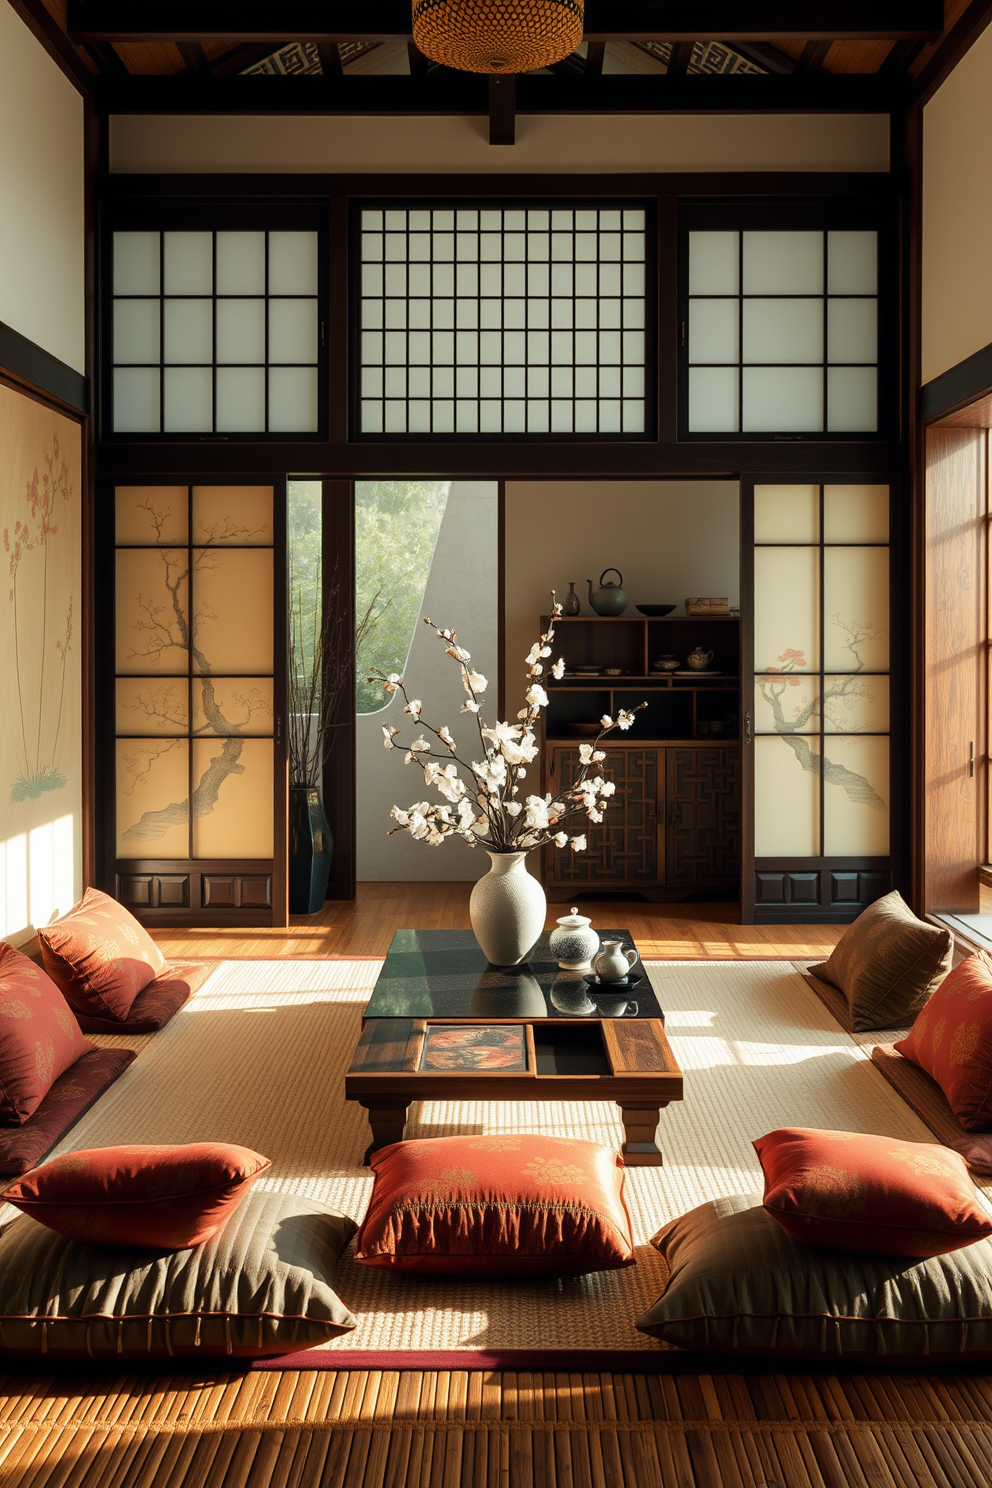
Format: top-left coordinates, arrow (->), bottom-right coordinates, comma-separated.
111,231 -> 322,436
686,230 -> 879,436
356,206 -> 650,437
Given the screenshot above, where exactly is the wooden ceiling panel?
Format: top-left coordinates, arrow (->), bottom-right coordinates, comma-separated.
110,41 -> 188,75
822,40 -> 900,72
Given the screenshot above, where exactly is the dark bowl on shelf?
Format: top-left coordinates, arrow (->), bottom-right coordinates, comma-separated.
565,721 -> 603,736
636,604 -> 677,617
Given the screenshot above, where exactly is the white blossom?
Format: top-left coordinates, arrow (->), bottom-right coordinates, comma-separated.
382,725 -> 400,749
550,658 -> 566,679
570,834 -> 587,852
460,700 -> 480,714
593,749 -> 605,762
404,699 -> 422,720
578,743 -> 595,765
482,721 -> 539,766
446,644 -> 471,663
523,795 -> 551,830
505,801 -> 522,817
617,709 -> 636,730
439,725 -> 456,749
525,683 -> 549,709
525,644 -> 542,665
554,831 -> 568,847
466,670 -> 488,693
601,714 -> 613,729
410,737 -> 430,752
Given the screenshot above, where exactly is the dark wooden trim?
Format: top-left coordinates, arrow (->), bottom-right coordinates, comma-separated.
323,479 -> 357,901
0,321 -> 88,416
497,480 -> 506,725
489,75 -> 516,147
912,0 -> 992,107
904,104 -> 927,914
272,477 -> 289,927
82,98 -> 100,893
96,71 -> 903,113
6,0 -> 94,95
68,0 -> 944,42
100,171 -> 898,202
920,341 -> 992,426
739,479 -> 755,923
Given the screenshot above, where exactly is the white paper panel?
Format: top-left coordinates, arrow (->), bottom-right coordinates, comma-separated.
193,487 -> 273,546
114,299 -> 160,363
742,367 -> 823,432
268,299 -> 318,363
163,299 -> 213,364
215,368 -> 266,431
827,298 -> 877,363
754,546 -> 820,673
688,367 -> 738,432
268,232 -> 318,295
753,485 -> 820,544
823,735 -> 889,855
754,735 -> 820,856
822,674 -> 889,733
215,231 -> 266,295
823,484 -> 889,544
115,486 -> 188,546
216,300 -> 265,364
116,739 -> 189,859
688,231 -> 739,294
689,299 -> 739,363
753,676 -> 818,735
192,738 -> 273,858
827,231 -> 878,295
743,298 -> 824,365
163,232 -> 212,295
268,367 -> 318,432
163,367 -> 212,432
114,231 -> 160,295
827,367 -> 878,432
116,679 -> 189,736
743,231 -> 823,295
824,547 -> 889,671
113,368 -> 160,433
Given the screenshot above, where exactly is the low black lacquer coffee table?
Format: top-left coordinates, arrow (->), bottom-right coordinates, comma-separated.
346,929 -> 683,1166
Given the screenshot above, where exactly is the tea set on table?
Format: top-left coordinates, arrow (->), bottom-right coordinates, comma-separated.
548,908 -> 641,1018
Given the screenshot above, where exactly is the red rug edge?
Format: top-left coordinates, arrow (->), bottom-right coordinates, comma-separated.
252,1348 -> 674,1372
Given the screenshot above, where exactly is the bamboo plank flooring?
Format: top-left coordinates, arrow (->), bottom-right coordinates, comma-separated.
5,886 -> 981,1488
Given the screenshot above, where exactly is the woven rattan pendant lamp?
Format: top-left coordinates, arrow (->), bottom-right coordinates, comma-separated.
411,0 -> 584,73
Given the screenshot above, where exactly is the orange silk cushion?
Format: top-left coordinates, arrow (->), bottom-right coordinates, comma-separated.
4,1143 -> 272,1250
894,952 -> 992,1131
38,887 -> 167,1022
354,1134 -> 635,1276
755,1127 -> 992,1258
0,946 -> 93,1125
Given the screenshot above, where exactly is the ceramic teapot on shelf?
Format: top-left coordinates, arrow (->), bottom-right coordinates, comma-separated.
586,570 -> 627,616
686,646 -> 715,671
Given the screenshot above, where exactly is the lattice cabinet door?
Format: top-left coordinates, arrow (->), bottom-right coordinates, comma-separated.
664,747 -> 741,889
544,745 -> 661,890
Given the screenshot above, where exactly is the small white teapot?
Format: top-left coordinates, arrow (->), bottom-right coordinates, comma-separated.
592,939 -> 638,983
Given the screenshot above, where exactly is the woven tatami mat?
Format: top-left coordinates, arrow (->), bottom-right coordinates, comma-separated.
11,957 -> 961,1356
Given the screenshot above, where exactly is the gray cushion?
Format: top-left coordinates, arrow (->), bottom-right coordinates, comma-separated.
0,1188 -> 357,1359
637,1192 -> 992,1360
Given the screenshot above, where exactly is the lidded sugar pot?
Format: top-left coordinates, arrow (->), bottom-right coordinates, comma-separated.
549,908 -> 600,970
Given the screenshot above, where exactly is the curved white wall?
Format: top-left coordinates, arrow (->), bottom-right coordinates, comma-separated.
0,3 -> 85,372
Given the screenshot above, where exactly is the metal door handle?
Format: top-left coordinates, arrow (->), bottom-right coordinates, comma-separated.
970,741 -> 976,778
744,710 -> 752,746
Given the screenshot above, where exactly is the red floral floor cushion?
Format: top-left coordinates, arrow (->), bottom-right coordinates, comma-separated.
38,887 -> 166,1023
5,1142 -> 271,1249
354,1133 -> 635,1276
0,946 -> 93,1125
72,962 -> 211,1034
895,952 -> 992,1130
0,1048 -> 135,1176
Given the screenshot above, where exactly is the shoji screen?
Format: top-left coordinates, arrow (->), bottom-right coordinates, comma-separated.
113,484 -> 280,922
750,483 -> 893,919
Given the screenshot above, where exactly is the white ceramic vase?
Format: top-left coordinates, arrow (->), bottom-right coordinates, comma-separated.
469,851 -> 546,967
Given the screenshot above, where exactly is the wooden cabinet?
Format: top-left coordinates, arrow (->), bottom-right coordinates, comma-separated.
543,744 -> 740,898
540,614 -> 741,899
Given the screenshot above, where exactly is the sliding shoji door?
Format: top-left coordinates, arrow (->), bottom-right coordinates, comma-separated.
744,481 -> 898,921
110,482 -> 286,925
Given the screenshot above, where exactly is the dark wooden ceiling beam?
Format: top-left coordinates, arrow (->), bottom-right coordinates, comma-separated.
912,0 -> 992,104
489,75 -> 515,145
208,42 -> 282,73
177,40 -> 208,71
6,0 -> 94,93
94,71 -> 904,113
584,41 -> 607,78
667,42 -> 695,77
67,0 -> 945,44
726,42 -> 798,73
795,39 -> 834,70
318,41 -> 344,75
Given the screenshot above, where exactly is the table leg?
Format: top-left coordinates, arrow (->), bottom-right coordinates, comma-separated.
359,1100 -> 410,1165
617,1101 -> 669,1166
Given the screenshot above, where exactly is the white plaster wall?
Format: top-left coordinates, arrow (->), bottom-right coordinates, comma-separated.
923,21 -> 992,384
503,481 -> 740,713
357,481 -> 498,881
110,112 -> 889,176
0,2 -> 85,372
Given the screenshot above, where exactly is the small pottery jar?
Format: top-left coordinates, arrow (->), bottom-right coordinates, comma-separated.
549,907 -> 600,970
592,939 -> 638,983
686,646 -> 715,671
563,582 -> 581,616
